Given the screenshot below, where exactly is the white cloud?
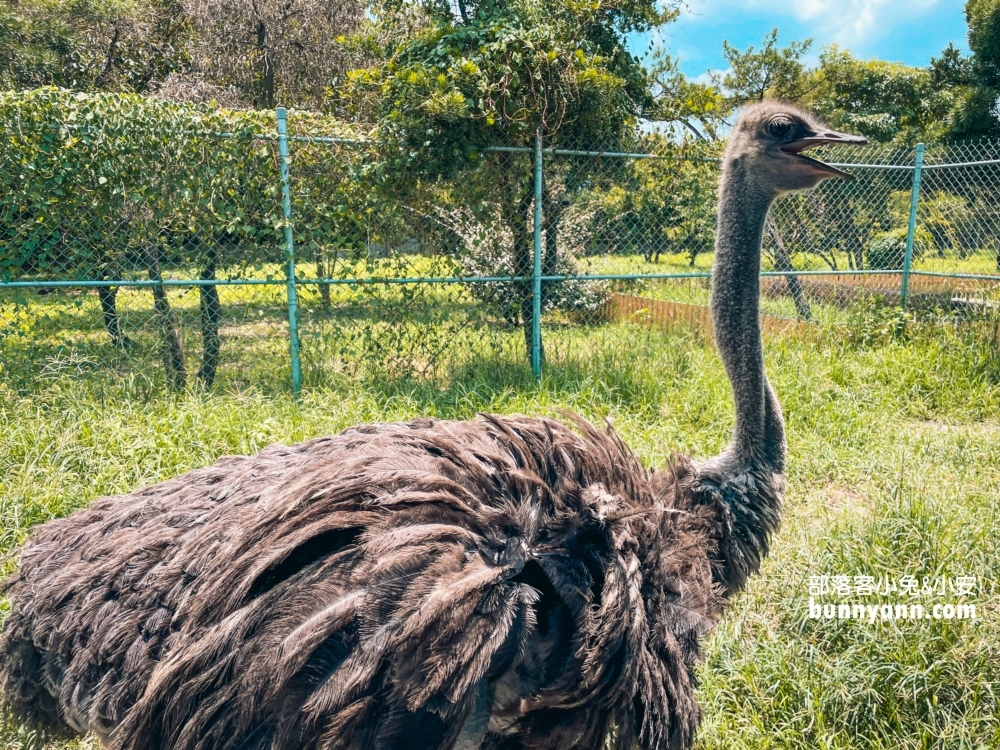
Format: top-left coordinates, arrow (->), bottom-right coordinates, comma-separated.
677,0 -> 945,50
693,68 -> 730,86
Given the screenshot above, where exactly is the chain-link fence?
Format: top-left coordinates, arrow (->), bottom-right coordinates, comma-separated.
3,95 -> 999,395
0,92 -> 291,394
285,119 -> 533,388
541,137 -> 1000,356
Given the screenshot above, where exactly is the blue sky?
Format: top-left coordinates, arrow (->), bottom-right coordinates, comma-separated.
632,0 -> 970,80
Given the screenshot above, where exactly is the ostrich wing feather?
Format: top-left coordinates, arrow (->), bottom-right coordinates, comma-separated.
1,415 -> 726,750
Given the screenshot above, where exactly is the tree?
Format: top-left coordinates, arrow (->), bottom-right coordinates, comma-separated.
931,42 -> 974,89
180,0 -> 364,109
348,0 -> 674,359
941,0 -> 1000,139
647,48 -> 725,141
808,46 -> 954,144
0,0 -> 189,94
702,29 -> 952,145
0,0 -> 363,110
355,0 -> 671,157
0,0 -> 68,89
715,28 -> 815,109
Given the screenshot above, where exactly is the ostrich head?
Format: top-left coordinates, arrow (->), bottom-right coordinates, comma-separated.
724,101 -> 868,195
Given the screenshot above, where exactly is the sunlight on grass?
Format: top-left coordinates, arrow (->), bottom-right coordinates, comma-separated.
1,283 -> 999,749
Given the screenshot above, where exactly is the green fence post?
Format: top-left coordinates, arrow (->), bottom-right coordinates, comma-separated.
276,107 -> 302,397
531,128 -> 543,381
900,142 -> 925,310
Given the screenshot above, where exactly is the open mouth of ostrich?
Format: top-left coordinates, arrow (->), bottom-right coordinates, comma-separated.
780,131 -> 869,180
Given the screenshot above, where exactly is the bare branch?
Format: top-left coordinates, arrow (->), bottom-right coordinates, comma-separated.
180,0 -> 364,108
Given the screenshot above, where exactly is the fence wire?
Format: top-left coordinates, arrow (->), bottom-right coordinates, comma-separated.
0,105 -> 292,394
284,118 -> 529,386
2,103 -> 999,396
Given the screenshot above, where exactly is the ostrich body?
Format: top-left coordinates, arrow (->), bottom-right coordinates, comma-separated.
0,103 -> 865,750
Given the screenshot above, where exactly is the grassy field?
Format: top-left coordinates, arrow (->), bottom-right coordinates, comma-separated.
1,290 -> 999,748
573,252 -> 1000,327
577,249 -> 1000,278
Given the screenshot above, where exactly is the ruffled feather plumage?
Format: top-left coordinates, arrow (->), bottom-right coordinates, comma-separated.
2,415 -> 732,750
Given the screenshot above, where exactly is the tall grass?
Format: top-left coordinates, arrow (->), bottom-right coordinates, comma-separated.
1,310 -> 998,749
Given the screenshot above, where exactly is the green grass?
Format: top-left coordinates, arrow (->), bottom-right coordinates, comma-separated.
577,252 -> 1000,327
578,249 -> 1000,278
1,289 -> 1000,748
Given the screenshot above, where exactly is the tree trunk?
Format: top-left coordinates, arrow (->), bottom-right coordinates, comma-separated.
95,22 -> 121,89
98,265 -> 131,348
146,243 -> 186,390
256,21 -> 275,109
198,247 -> 222,388
836,200 -> 862,271
504,179 -> 539,365
317,246 -> 331,309
766,215 -> 811,320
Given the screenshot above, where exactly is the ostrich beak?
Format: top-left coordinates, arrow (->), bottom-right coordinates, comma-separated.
780,129 -> 868,180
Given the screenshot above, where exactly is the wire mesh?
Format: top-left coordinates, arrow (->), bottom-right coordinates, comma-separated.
2,98 -> 999,396
760,142 -> 919,321
914,143 -> 1000,313
541,136 -> 999,368
0,97 -> 289,394
285,114 -> 532,384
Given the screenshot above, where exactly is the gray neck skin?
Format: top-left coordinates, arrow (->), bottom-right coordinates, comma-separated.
709,157 -> 786,473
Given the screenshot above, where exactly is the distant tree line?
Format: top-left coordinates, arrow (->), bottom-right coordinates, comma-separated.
725,37 -> 958,144
648,1 -> 1000,145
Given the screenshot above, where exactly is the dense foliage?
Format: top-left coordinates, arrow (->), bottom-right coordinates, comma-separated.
1,87 -> 283,281
339,0 -> 675,359
0,0 -> 363,108
179,0 -> 364,108
0,0 -> 190,94
347,0 -> 671,173
944,0 -> 1000,138
0,88 -> 360,387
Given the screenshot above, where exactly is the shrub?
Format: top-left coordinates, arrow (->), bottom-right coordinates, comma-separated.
864,226 -> 932,270
0,87 -> 361,282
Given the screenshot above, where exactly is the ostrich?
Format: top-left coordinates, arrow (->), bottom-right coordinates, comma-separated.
0,102 -> 865,750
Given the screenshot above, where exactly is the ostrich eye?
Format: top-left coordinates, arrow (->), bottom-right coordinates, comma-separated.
768,118 -> 794,138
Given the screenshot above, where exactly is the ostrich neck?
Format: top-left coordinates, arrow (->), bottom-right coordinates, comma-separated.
711,158 -> 786,472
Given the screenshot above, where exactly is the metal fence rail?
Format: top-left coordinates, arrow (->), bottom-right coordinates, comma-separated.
2,104 -> 999,395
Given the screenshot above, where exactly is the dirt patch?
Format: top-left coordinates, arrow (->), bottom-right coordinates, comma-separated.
820,485 -> 872,515
910,419 -> 1000,436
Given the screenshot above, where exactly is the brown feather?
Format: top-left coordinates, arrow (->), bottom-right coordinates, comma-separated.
0,414 -> 750,750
